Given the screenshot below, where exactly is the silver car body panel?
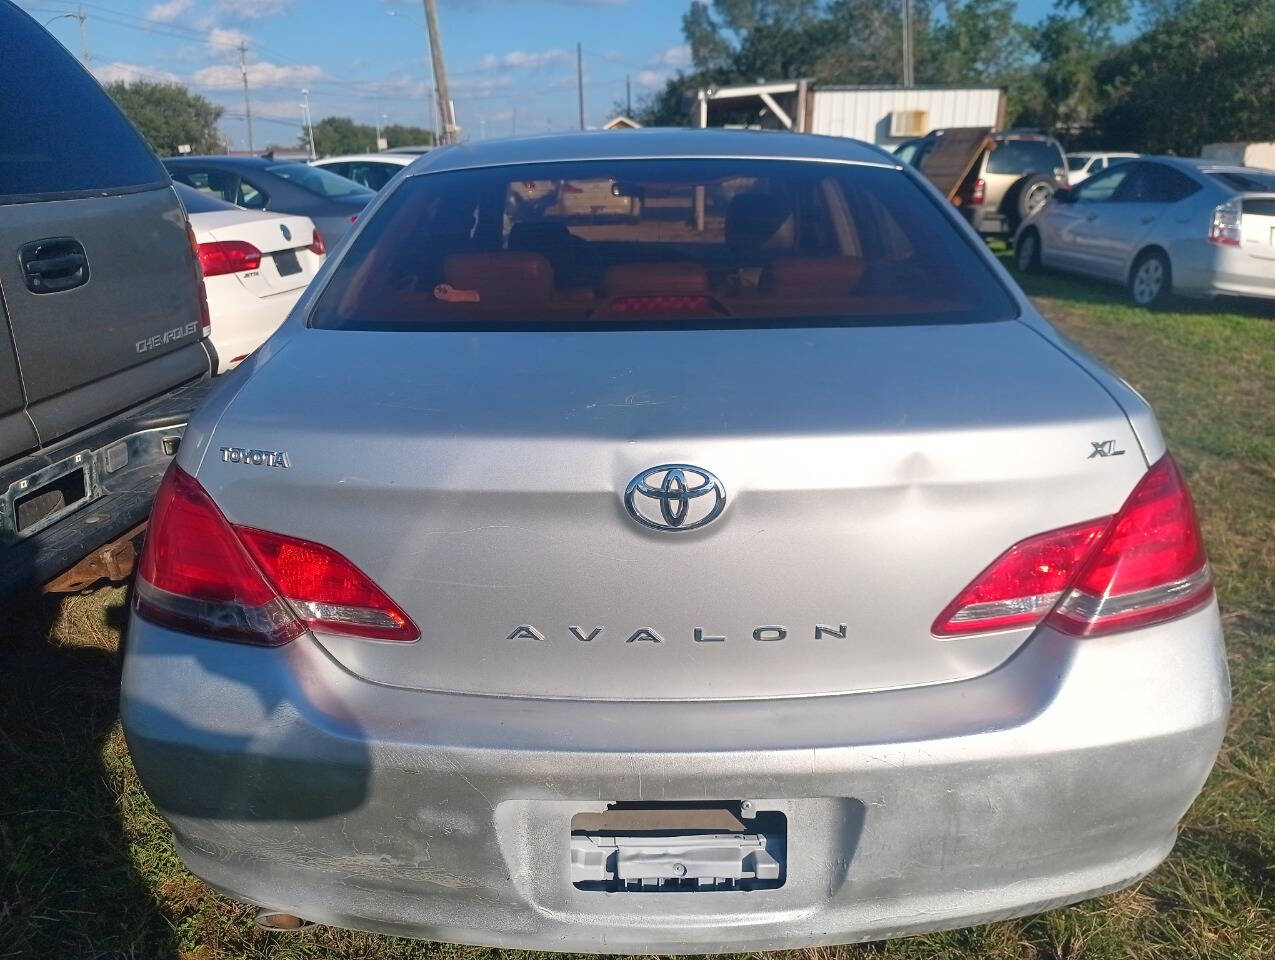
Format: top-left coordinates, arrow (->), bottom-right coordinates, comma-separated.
125,130 -> 1227,949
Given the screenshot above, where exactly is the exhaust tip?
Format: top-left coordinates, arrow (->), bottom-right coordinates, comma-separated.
255,909 -> 313,932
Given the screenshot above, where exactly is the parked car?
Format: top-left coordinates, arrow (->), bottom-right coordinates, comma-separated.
0,0 -> 214,594
176,184 -> 325,370
164,156 -> 374,246
1066,151 -> 1138,185
309,152 -> 413,191
1015,156 -> 1275,306
905,129 -> 1069,239
123,129 -> 1227,951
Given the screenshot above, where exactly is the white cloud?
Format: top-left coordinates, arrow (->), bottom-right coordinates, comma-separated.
145,0 -> 193,23
634,69 -> 670,89
250,97 -> 308,119
477,48 -> 570,71
654,44 -> 691,68
92,61 -> 182,84
206,26 -> 249,54
215,0 -> 293,19
193,60 -> 324,89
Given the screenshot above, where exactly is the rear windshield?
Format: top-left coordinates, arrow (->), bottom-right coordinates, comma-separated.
987,140 -> 1063,176
174,182 -> 236,213
1209,170 -> 1275,192
0,4 -> 167,202
266,163 -> 372,199
309,159 -> 1016,330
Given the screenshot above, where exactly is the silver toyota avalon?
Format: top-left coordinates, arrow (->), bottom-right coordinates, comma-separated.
122,129 -> 1229,952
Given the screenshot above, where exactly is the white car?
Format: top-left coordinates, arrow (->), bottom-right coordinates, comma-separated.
1014,156 -> 1275,306
309,153 -> 414,191
1065,151 -> 1138,185
176,183 -> 325,370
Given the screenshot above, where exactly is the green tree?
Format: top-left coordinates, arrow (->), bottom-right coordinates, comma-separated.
1094,0 -> 1275,153
104,81 -> 223,156
381,124 -> 435,148
306,116 -> 376,155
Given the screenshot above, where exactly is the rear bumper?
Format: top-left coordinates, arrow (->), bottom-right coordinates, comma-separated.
1172,240 -> 1275,299
0,374 -> 212,593
207,284 -> 303,371
961,207 -> 1010,238
122,603 -> 1229,952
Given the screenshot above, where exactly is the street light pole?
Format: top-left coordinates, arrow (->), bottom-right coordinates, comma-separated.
45,6 -> 88,62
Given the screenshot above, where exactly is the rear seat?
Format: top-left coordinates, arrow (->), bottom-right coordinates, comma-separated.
765,256 -> 865,297
439,252 -> 555,304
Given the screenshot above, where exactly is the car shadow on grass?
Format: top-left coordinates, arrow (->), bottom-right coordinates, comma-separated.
0,587 -> 182,960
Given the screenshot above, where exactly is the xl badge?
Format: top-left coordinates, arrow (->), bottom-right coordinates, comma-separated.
624,464 -> 726,532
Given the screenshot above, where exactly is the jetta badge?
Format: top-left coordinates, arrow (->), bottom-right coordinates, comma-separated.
279,223 -> 292,241
624,464 -> 726,532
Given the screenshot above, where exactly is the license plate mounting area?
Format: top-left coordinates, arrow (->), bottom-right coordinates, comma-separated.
570,802 -> 786,892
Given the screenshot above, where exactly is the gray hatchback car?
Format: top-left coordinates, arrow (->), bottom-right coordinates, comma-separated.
123,130 -> 1228,952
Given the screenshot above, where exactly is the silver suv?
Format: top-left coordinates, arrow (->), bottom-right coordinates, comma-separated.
122,130 -> 1228,951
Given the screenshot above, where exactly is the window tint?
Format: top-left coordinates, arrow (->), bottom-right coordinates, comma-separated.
310,159 -> 1016,331
337,162 -> 399,190
1209,170 -> 1275,192
174,182 -> 236,213
266,162 -> 373,198
0,3 -> 167,201
237,178 -> 268,209
1073,165 -> 1132,202
1118,163 -> 1200,203
1066,155 -> 1093,173
986,139 -> 1063,175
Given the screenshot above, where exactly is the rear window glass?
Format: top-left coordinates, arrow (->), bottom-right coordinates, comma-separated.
174,182 -> 236,213
266,163 -> 372,199
309,159 -> 1017,330
0,5 -> 167,201
1209,170 -> 1275,192
987,140 -> 1063,176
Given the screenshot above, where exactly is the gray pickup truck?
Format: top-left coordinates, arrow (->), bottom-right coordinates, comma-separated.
0,0 -> 215,593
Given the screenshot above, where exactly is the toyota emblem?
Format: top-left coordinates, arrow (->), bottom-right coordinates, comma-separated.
624,464 -> 726,532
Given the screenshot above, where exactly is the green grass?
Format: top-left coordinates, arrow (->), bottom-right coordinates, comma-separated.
3,265 -> 1273,959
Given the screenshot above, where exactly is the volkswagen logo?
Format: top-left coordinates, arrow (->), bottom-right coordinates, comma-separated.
279,223 -> 292,241
624,464 -> 726,532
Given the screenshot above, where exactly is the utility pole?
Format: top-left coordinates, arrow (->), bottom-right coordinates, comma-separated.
512,107 -> 517,136
901,0 -> 914,87
626,74 -> 632,116
301,88 -> 316,159
239,40 -> 254,152
422,0 -> 457,143
576,42 -> 585,130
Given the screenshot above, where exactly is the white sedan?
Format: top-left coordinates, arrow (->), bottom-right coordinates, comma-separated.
309,153 -> 414,191
1014,157 -> 1275,306
177,183 -> 326,370
1065,151 -> 1138,185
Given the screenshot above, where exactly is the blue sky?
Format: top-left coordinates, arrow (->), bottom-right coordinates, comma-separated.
26,0 -> 1059,150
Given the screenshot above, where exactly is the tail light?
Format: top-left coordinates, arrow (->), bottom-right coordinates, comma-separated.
308,228 -> 326,255
198,240 -> 262,278
186,222 -> 211,330
1208,197 -> 1242,246
606,295 -> 716,314
970,177 -> 986,206
135,464 -> 418,646
933,454 -> 1212,638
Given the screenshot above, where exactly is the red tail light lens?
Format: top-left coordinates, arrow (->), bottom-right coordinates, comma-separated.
1047,455 -> 1211,636
308,228 -> 326,255
606,295 -> 717,314
198,240 -> 262,277
932,518 -> 1109,636
186,222 -> 211,330
135,464 -> 418,645
933,454 -> 1212,638
970,177 -> 986,206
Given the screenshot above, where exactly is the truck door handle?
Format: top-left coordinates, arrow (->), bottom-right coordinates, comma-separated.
19,237 -> 90,294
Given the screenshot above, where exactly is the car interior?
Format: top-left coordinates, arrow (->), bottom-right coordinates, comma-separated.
316,161 -> 1010,328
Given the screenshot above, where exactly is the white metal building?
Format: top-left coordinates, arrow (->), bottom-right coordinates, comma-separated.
694,81 -> 1006,148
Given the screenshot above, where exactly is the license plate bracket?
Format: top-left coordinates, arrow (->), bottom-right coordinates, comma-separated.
570,803 -> 786,891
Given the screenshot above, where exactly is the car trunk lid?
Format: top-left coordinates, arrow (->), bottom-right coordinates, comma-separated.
197,319 -> 1146,701
194,211 -> 320,297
